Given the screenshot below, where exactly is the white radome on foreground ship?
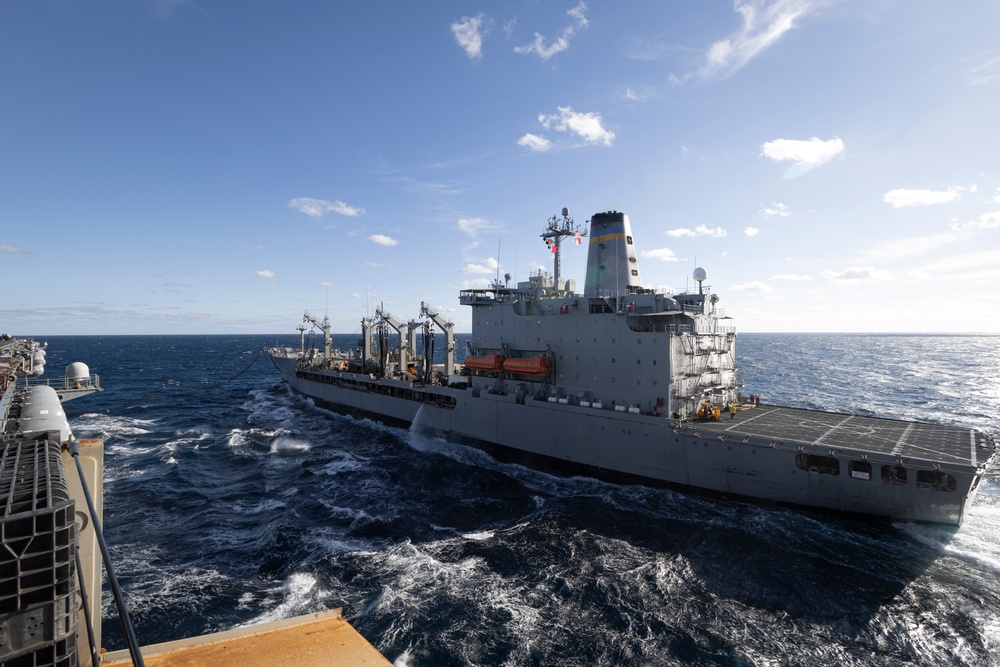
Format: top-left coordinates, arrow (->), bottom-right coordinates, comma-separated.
270,209 -> 997,526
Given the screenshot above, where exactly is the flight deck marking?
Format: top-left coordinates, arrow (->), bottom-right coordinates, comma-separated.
970,430 -> 977,467
891,423 -> 915,455
814,414 -> 854,446
723,406 -> 781,431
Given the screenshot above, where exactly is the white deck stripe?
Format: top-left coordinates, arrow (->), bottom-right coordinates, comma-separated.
814,414 -> 854,446
723,406 -> 781,431
891,422 -> 916,456
971,430 -> 977,467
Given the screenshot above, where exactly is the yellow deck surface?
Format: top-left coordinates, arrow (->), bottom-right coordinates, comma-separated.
102,609 -> 391,667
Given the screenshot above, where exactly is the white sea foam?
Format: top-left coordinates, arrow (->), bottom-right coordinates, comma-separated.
229,499 -> 288,515
239,572 -> 328,627
318,452 -> 366,475
462,530 -> 494,541
269,437 -> 312,453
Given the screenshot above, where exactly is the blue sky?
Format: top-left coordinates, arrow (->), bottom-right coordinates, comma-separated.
2,1 -> 999,335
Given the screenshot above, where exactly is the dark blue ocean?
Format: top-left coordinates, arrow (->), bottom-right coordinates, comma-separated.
39,333 -> 1000,666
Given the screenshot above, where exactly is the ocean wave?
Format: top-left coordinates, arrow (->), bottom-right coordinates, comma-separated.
239,572 -> 330,627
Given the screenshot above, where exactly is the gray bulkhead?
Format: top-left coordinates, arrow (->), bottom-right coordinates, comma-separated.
465,210 -> 738,419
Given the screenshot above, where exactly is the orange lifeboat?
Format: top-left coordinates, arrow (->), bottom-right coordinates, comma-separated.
502,356 -> 551,376
464,354 -> 505,372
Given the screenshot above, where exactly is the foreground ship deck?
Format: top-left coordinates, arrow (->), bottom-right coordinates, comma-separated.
270,208 -> 996,526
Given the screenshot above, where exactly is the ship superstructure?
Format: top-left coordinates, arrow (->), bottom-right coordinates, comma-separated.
270,209 -> 997,526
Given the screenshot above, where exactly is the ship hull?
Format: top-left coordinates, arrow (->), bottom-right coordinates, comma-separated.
270,353 -> 990,526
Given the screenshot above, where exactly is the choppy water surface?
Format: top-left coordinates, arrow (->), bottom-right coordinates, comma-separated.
43,333 -> 1000,666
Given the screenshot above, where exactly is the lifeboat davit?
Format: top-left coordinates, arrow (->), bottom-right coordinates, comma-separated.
502,356 -> 551,376
464,354 -> 505,372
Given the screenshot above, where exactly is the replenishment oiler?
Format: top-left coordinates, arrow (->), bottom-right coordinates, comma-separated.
270,209 -> 996,526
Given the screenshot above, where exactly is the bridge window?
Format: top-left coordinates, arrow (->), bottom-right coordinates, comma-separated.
881,465 -> 907,484
916,470 -> 956,491
796,453 -> 840,475
848,460 -> 872,480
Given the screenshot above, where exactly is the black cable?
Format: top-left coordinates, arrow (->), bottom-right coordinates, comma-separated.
74,548 -> 101,667
69,347 -> 266,415
67,440 -> 146,667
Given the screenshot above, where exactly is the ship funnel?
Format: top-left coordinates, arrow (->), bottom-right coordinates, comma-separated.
583,211 -> 642,297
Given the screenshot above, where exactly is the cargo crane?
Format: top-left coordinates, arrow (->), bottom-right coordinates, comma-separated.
374,306 -> 409,377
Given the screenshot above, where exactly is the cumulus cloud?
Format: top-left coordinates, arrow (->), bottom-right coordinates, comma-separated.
731,281 -> 773,293
950,211 -> 1000,231
515,1 -> 588,60
517,133 -> 552,152
770,273 -> 813,282
451,14 -> 491,60
537,106 -> 615,147
368,234 -> 398,247
744,227 -> 760,237
695,0 -> 823,81
461,257 -> 500,275
760,202 -> 791,217
320,281 -> 333,287
664,225 -> 727,238
642,248 -> 680,262
821,266 -> 894,283
1,244 -> 27,254
289,197 -> 365,219
255,269 -> 275,280
760,136 -> 844,178
883,185 -> 976,208
994,186 -> 1000,204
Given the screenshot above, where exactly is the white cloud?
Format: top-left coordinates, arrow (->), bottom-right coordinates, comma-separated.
537,106 -> 615,147
255,269 -> 275,280
961,52 -> 1000,86
731,281 -> 773,293
320,281 -> 333,287
744,227 -> 760,237
514,1 -> 588,61
289,197 -> 365,219
517,133 -> 552,152
457,217 -> 502,237
769,273 -> 813,282
368,234 -> 398,246
461,257 -> 499,275
451,14 -> 490,60
820,266 -> 894,283
365,261 -> 386,268
665,225 -> 727,238
994,186 -> 1000,204
883,185 -> 975,208
760,202 -> 791,217
760,136 -> 844,178
641,248 -> 680,262
861,232 -> 964,263
1,244 -> 27,254
698,0 -> 823,81
950,210 -> 1000,231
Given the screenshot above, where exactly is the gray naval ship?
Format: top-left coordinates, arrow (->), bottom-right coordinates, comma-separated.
270,209 -> 997,526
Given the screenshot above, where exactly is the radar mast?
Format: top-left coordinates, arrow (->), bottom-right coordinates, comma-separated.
541,207 -> 588,291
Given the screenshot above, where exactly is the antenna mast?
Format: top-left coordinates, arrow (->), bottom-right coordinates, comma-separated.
541,207 -> 587,291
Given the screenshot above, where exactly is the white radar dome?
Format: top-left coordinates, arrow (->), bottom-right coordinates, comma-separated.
66,362 -> 90,383
693,267 -> 707,283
